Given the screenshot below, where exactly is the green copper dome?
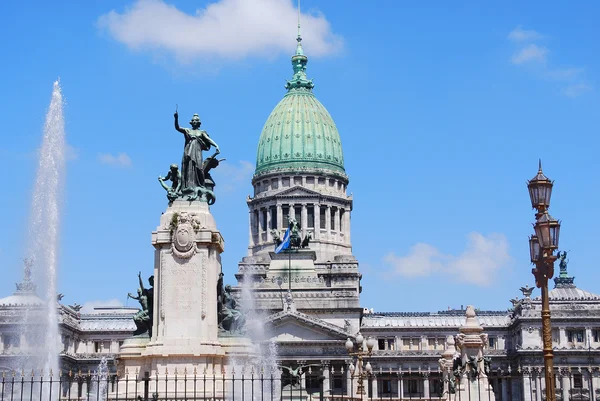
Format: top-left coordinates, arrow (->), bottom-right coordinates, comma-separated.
255,34 -> 345,177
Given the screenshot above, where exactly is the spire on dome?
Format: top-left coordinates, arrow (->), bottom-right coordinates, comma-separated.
285,0 -> 314,92
15,258 -> 37,294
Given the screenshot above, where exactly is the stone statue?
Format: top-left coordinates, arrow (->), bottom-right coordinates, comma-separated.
69,303 -> 82,312
173,111 -> 220,201
201,156 -> 224,205
128,272 -> 154,337
218,282 -> 245,333
158,164 -> 182,202
56,293 -> 64,301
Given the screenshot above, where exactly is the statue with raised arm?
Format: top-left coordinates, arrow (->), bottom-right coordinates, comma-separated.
173,111 -> 220,201
128,272 -> 154,337
158,164 -> 182,202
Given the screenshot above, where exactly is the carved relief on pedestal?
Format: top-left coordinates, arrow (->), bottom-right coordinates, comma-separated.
171,212 -> 201,259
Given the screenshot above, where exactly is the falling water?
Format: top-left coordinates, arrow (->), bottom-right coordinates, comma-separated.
232,281 -> 281,401
26,80 -> 66,375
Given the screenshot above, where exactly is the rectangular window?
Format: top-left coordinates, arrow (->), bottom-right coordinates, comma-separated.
573,374 -> 583,388
330,207 -> 337,230
568,329 -> 585,343
488,337 -> 496,349
282,177 -> 290,187
94,341 -> 100,353
407,379 -> 419,394
254,210 -> 259,234
320,207 -> 326,228
594,330 -> 600,343
295,206 -> 302,224
294,176 -> 302,186
270,206 -> 277,230
381,380 -> 392,394
378,339 -> 386,350
261,209 -> 267,232
431,379 -> 443,396
387,338 -> 395,350
552,329 -> 560,345
282,206 -> 290,224
271,179 -> 278,190
307,206 -> 315,228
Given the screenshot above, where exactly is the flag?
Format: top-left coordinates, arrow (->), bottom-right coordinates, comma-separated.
275,228 -> 291,254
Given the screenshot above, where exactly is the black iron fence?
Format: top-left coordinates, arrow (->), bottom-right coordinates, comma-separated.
1,368 -> 599,401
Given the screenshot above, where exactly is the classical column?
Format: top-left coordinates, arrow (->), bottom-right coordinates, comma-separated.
314,204 -> 321,240
423,374 -> 430,399
334,207 -> 340,233
0,335 -> 4,352
522,369 -> 532,401
248,210 -> 255,248
322,361 -> 331,396
325,206 -> 331,238
535,371 -> 543,401
301,204 -> 308,238
344,209 -> 351,245
561,372 -> 570,401
277,204 -> 283,232
501,378 -> 509,401
266,207 -> 272,242
371,375 -> 378,398
346,363 -> 353,396
398,376 -> 404,399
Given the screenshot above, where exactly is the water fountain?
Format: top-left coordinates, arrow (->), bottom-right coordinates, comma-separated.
22,80 -> 65,375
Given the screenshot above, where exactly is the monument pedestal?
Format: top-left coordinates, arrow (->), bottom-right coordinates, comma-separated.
115,200 -> 256,398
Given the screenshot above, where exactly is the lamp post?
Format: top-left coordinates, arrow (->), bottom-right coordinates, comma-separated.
345,333 -> 375,396
527,160 -> 561,401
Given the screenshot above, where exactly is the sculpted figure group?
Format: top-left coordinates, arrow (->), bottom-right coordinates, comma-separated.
158,109 -> 223,204
127,272 -> 154,337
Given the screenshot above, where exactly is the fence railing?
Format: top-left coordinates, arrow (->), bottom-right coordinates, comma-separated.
1,368 -> 599,401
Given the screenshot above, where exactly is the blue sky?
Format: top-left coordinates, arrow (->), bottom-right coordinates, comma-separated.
0,0 -> 598,313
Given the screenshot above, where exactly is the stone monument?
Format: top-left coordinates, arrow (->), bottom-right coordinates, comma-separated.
116,110 -> 254,398
439,306 -> 495,401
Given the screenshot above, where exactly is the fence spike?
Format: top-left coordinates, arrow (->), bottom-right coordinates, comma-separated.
184,367 -> 188,376
165,367 -> 168,375
31,369 -> 35,377
174,368 -> 178,376
194,367 -> 198,376
12,370 -> 16,378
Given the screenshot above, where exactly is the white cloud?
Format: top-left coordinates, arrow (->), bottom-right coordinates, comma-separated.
97,0 -> 343,63
545,67 -> 584,81
81,299 -> 124,313
511,44 -> 548,65
383,232 -> 512,286
98,152 -> 132,168
212,159 -> 254,192
508,26 -> 544,42
564,83 -> 592,98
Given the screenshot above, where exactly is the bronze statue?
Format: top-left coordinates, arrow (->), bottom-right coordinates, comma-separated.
128,272 -> 154,337
558,250 -> 569,271
158,164 -> 182,202
218,283 -> 245,333
279,364 -> 321,388
174,111 -> 220,201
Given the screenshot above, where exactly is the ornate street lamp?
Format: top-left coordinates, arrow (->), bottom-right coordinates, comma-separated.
345,334 -> 375,395
526,161 -> 561,401
527,160 -> 554,214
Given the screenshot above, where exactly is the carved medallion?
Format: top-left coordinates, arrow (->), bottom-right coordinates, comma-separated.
171,213 -> 198,259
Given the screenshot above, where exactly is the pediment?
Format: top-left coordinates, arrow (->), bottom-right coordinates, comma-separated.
275,186 -> 322,198
265,310 -> 351,342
